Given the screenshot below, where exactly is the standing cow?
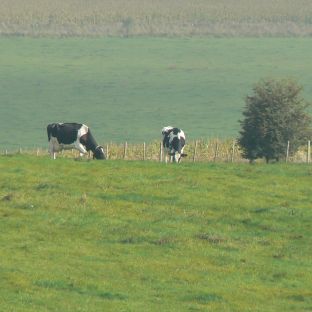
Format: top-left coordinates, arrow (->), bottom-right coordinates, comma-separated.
47,123 -> 105,160
162,126 -> 187,163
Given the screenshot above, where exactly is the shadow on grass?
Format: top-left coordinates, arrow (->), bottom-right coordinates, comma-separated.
119,236 -> 176,248
34,280 -> 127,300
99,193 -> 179,204
184,292 -> 224,304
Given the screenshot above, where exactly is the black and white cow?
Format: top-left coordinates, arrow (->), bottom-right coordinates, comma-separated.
47,123 -> 105,160
162,126 -> 187,163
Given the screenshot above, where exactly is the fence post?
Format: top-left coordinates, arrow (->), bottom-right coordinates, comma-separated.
159,142 -> 163,162
5,149 -> 8,155
230,140 -> 236,163
123,142 -> 128,159
36,148 -> 40,156
307,140 -> 311,164
193,140 -> 198,163
106,144 -> 109,160
286,141 -> 290,163
214,140 -> 219,162
143,142 -> 146,161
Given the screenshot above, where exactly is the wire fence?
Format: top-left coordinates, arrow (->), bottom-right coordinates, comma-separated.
1,139 -> 312,164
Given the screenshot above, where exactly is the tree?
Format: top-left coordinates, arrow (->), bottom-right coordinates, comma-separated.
238,78 -> 312,163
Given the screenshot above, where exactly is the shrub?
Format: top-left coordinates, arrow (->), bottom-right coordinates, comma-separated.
238,78 -> 312,163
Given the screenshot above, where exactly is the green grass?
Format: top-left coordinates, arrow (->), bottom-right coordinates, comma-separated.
0,155 -> 311,311
1,37 -> 312,150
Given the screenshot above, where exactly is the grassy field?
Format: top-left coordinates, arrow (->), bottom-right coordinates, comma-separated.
1,37 -> 312,150
0,155 -> 311,311
1,0 -> 312,37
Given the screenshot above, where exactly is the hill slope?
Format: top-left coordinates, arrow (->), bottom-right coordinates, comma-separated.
0,155 -> 311,311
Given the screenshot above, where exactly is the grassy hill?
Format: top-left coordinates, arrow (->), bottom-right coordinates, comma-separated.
1,37 -> 312,150
0,155 -> 311,311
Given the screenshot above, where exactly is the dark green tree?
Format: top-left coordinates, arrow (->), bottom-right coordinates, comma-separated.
238,78 -> 312,163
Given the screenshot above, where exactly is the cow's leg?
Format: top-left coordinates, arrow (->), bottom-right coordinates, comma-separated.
170,150 -> 176,163
178,146 -> 185,163
74,142 -> 87,156
49,150 -> 56,159
49,142 -> 56,159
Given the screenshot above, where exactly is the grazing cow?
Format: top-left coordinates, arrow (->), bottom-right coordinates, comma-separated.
162,126 -> 187,163
47,123 -> 105,160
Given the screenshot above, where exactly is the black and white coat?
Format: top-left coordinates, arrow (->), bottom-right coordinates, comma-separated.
162,126 -> 187,163
47,123 -> 105,160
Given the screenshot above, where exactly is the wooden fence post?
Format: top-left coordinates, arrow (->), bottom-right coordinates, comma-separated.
143,142 -> 146,161
307,140 -> 311,164
286,141 -> 290,163
214,141 -> 219,162
159,142 -> 163,162
106,144 -> 109,160
230,140 -> 236,163
123,142 -> 128,159
193,140 -> 198,163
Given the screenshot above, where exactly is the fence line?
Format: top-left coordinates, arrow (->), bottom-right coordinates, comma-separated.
1,140 -> 312,164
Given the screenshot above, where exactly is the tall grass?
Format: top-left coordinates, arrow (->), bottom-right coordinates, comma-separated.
1,0 -> 312,37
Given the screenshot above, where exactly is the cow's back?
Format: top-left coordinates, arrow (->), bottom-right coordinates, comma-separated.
47,123 -> 84,144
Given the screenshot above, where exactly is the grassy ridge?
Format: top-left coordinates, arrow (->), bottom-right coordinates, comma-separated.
1,0 -> 312,37
1,37 -> 312,150
0,155 -> 311,311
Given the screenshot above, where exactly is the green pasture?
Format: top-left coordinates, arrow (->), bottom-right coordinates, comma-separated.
1,37 -> 312,150
0,155 -> 311,311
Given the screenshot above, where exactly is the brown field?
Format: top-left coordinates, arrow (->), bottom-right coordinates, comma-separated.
1,0 -> 312,37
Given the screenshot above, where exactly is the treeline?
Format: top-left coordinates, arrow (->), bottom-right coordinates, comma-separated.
1,0 -> 312,37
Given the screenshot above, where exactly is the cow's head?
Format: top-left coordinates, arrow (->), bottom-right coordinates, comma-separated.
169,152 -> 188,163
179,153 -> 188,162
93,146 -> 106,160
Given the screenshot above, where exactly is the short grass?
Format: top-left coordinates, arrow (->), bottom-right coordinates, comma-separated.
1,37 -> 312,150
0,155 -> 311,311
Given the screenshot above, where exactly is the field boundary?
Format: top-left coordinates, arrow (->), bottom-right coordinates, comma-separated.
2,139 -> 312,164
1,0 -> 312,37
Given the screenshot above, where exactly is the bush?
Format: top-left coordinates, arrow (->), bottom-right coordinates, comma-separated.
238,78 -> 312,163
